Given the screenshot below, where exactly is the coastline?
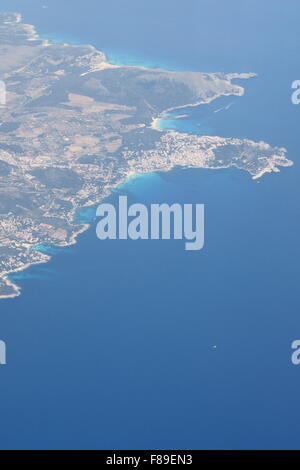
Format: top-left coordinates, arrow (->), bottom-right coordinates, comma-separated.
0,15 -> 285,300
149,75 -> 256,133
0,221 -> 93,300
0,169 -> 136,300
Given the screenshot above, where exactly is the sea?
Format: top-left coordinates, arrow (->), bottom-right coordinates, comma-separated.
0,0 -> 300,450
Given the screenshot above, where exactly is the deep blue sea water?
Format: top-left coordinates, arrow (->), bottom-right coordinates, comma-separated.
0,0 -> 300,450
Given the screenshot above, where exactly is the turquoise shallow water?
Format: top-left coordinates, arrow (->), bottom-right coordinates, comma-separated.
40,33 -> 84,45
40,33 -> 183,71
0,0 -> 300,450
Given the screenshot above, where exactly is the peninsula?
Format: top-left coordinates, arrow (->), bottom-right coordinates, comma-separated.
0,13 -> 293,298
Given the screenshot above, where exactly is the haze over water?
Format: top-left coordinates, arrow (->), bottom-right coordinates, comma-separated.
0,0 -> 300,449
